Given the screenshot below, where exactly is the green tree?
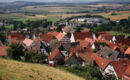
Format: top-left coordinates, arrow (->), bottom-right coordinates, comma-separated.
0,31 -> 6,44
7,43 -> 24,60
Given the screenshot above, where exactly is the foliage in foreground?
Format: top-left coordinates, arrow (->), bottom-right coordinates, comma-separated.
65,63 -> 116,80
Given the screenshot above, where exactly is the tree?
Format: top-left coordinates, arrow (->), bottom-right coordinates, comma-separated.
24,50 -> 46,63
7,43 -> 24,60
0,31 -> 6,44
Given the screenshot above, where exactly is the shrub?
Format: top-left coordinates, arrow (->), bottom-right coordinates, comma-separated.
7,43 -> 24,60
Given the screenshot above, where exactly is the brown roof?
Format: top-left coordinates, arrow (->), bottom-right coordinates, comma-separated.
49,48 -> 64,60
95,56 -> 111,70
77,39 -> 90,47
97,47 -> 119,61
73,32 -> 93,41
106,42 -> 124,53
9,33 -> 24,40
112,59 -> 130,79
0,46 -> 8,56
40,34 -> 55,43
48,31 -> 59,37
98,32 -> 113,41
118,38 -> 130,46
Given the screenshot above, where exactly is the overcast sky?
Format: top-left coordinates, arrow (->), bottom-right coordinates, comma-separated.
0,0 -> 101,2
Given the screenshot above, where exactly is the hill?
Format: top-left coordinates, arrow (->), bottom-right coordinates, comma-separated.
0,58 -> 85,80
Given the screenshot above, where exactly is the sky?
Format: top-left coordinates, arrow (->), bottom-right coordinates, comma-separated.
0,0 -> 101,2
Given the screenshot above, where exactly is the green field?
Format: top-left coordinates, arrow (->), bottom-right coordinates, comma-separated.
109,31 -> 130,36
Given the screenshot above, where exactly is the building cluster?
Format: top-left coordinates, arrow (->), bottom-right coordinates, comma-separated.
0,30 -> 130,80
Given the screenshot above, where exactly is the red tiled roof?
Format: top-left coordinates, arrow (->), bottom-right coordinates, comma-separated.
118,38 -> 130,46
64,52 -> 74,62
40,34 -> 55,43
9,38 -> 23,45
9,33 -> 24,40
56,33 -> 65,41
70,47 -> 83,53
98,33 -> 113,41
95,56 -> 111,70
49,48 -> 62,60
0,46 -> 8,56
112,59 -> 130,79
77,39 -> 90,47
106,42 -> 124,53
79,52 -> 95,62
0,41 -> 3,46
124,65 -> 130,77
73,32 -> 93,41
48,31 -> 59,37
125,47 -> 130,55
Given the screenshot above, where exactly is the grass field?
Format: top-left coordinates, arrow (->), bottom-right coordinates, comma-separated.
0,58 -> 85,80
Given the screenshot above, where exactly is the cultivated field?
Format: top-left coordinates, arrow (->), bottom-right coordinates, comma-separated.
95,11 -> 130,21
0,58 -> 85,80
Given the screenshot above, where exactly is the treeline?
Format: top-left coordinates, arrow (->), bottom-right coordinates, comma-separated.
66,15 -> 107,20
92,16 -> 130,33
1,19 -> 52,31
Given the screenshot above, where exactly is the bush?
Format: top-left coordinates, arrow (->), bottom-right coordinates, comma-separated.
24,50 -> 46,63
66,63 -> 103,80
7,43 -> 24,60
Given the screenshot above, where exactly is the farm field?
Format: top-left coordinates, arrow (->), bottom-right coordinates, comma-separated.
0,3 -> 130,22
95,11 -> 130,21
0,58 -> 85,80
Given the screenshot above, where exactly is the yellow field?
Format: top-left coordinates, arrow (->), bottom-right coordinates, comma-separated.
27,14 -> 46,18
0,58 -> 85,80
95,11 -> 130,21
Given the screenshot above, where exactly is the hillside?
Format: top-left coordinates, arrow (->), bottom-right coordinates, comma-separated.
0,58 -> 85,80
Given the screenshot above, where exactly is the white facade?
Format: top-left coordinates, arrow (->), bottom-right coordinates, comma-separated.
70,33 -> 75,42
103,65 -> 118,80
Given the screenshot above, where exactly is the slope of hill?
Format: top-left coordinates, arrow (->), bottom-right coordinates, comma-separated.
0,58 -> 85,80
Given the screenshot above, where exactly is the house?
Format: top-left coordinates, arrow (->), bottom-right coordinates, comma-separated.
49,48 -> 65,64
123,65 -> 130,80
7,33 -> 25,45
0,41 -> 3,46
103,59 -> 130,79
97,47 -> 119,61
78,50 -> 97,66
0,46 -> 8,57
125,46 -> 130,57
62,25 -> 74,34
77,39 -> 91,48
23,38 -> 34,48
8,33 -> 24,40
95,56 -> 112,70
106,41 -> 124,53
64,52 -> 81,66
118,38 -> 130,46
56,32 -> 65,42
48,31 -> 59,37
98,32 -> 113,42
40,33 -> 57,46
70,32 -> 93,42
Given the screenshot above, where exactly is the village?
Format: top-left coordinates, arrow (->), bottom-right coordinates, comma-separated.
0,15 -> 130,80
